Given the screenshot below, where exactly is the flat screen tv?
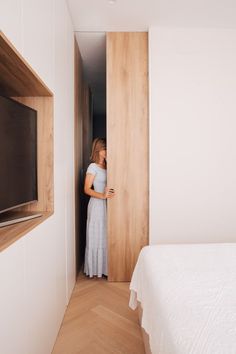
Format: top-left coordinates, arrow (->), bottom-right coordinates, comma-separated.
0,96 -> 38,215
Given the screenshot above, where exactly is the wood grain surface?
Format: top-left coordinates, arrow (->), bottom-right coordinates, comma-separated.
52,273 -> 145,354
107,32 -> 149,281
0,31 -> 53,252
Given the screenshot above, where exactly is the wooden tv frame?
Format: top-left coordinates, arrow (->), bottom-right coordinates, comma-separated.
0,31 -> 54,252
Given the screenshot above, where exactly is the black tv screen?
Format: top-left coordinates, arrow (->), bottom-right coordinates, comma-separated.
0,96 -> 37,213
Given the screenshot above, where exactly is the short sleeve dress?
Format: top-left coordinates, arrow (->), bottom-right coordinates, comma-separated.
84,163 -> 107,277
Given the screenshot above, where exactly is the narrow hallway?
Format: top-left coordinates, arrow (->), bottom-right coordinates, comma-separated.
52,274 -> 145,354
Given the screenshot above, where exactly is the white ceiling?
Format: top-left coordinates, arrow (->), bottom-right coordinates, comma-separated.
68,0 -> 236,115
67,0 -> 236,31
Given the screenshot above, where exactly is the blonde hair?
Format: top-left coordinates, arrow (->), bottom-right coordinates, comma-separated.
90,138 -> 106,163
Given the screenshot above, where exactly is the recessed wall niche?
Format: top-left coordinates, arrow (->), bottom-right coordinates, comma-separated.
0,31 -> 54,251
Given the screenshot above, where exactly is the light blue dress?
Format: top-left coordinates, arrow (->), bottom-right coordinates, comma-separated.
84,163 -> 107,277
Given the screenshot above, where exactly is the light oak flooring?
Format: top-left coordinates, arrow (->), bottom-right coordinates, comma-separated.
52,273 -> 145,354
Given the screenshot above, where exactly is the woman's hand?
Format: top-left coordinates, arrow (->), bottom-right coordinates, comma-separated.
103,187 -> 115,199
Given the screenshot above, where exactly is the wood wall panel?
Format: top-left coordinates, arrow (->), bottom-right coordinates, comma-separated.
0,31 -> 53,252
82,86 -> 93,170
74,38 -> 93,272
80,86 -> 93,269
107,32 -> 149,281
0,31 -> 52,97
74,38 -> 83,271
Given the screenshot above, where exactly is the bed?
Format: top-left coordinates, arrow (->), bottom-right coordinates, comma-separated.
129,243 -> 236,354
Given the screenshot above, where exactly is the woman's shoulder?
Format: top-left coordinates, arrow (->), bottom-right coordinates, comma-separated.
88,162 -> 96,168
86,162 -> 98,175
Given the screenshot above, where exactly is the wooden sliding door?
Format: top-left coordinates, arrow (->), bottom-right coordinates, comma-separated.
107,32 -> 149,281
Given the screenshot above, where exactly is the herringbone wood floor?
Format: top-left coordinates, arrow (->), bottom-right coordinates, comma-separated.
52,273 -> 145,354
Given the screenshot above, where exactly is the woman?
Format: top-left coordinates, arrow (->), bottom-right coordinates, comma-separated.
84,138 -> 115,278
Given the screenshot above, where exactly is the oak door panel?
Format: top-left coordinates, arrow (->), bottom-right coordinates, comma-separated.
107,32 -> 149,281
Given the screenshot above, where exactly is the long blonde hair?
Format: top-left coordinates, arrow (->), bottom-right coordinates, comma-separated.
90,138 -> 106,164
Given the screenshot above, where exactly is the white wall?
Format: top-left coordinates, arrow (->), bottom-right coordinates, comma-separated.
0,0 -> 76,353
149,27 -> 236,244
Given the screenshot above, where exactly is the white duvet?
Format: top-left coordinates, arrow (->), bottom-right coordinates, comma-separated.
129,244 -> 236,354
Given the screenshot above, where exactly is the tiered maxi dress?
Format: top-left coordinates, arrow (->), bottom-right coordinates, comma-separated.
84,163 -> 107,277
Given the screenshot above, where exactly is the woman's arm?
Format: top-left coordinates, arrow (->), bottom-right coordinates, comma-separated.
84,173 -> 115,199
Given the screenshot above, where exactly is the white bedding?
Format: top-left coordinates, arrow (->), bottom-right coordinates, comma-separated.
129,244 -> 236,354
